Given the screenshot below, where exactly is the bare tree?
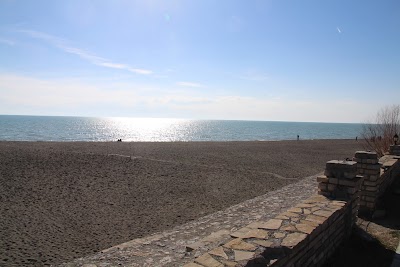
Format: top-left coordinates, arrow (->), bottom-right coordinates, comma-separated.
362,105 -> 400,157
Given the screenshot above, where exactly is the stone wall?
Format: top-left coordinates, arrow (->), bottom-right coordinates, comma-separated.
184,160 -> 363,267
63,153 -> 400,267
317,160 -> 362,229
354,151 -> 400,216
389,145 -> 400,156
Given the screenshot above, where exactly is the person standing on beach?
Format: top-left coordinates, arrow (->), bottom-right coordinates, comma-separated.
297,135 -> 299,141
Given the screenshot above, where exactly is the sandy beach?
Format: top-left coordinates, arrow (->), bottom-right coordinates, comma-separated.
0,140 -> 364,266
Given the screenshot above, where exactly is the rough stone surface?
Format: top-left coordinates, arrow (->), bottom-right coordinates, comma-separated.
296,203 -> 315,208
183,263 -> 203,267
253,240 -> 274,247
325,160 -> 357,179
273,232 -> 286,239
167,188 -> 358,266
231,228 -> 268,239
61,174 -> 319,267
194,253 -> 223,267
280,211 -> 299,218
389,145 -> 400,156
281,225 -> 297,232
305,214 -> 326,224
223,238 -> 256,251
230,227 -> 252,238
258,219 -> 283,230
356,152 -> 400,215
182,186 -> 360,267
275,215 -> 289,220
295,224 -> 315,234
60,158 -> 372,267
355,151 -> 378,159
209,247 -> 228,260
219,260 -> 237,267
281,232 -> 307,247
287,207 -> 303,214
313,209 -> 335,218
234,250 -> 255,262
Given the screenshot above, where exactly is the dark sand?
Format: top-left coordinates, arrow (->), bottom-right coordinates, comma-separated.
0,140 -> 364,266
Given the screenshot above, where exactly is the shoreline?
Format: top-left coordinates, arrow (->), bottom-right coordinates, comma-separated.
1,138 -> 360,143
1,139 -> 365,266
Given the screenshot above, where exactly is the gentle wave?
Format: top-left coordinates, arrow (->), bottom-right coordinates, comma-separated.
0,115 -> 362,142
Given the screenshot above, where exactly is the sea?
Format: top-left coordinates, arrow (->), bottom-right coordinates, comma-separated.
0,115 -> 362,142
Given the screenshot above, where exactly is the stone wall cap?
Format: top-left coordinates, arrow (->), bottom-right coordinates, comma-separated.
355,151 -> 378,159
326,160 -> 357,166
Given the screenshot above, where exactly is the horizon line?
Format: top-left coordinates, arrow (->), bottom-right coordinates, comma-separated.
0,114 -> 363,124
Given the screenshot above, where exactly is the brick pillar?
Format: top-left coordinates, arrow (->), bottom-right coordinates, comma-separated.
354,151 -> 382,215
317,160 -> 363,231
389,145 -> 400,156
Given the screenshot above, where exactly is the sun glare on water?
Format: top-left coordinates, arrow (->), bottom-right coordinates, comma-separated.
104,117 -> 191,142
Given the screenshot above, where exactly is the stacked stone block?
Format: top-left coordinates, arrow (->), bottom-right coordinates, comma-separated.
379,160 -> 399,200
183,161 -> 363,267
389,145 -> 400,156
317,160 -> 362,199
316,160 -> 363,231
353,151 -> 382,213
184,196 -> 357,267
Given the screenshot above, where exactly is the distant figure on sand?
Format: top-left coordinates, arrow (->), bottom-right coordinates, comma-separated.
297,135 -> 299,141
117,139 -> 122,142
356,136 -> 358,141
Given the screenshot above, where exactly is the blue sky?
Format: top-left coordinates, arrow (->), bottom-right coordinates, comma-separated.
0,0 -> 399,122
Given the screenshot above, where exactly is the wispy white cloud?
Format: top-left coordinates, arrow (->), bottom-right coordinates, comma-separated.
0,74 -> 148,111
97,62 -> 127,69
176,81 -> 203,88
0,38 -> 15,46
18,29 -> 153,75
0,73 -> 371,122
59,46 -> 109,65
337,27 -> 342,34
18,29 -> 61,42
129,68 -> 153,75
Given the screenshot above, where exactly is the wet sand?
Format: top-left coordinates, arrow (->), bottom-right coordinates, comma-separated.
0,140 -> 364,266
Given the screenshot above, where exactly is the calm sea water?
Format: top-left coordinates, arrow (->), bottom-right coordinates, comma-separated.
0,115 -> 362,142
